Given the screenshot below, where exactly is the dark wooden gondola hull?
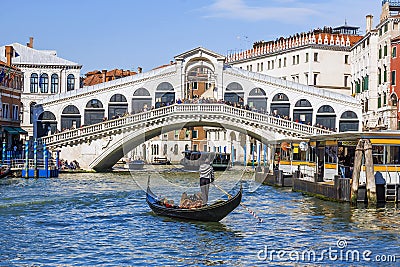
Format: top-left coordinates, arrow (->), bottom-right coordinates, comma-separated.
0,168 -> 10,179
146,187 -> 242,222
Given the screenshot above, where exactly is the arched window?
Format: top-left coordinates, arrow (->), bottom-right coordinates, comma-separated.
248,88 -> 267,112
51,74 -> 59,93
294,99 -> 311,107
40,73 -> 49,93
67,74 -> 75,91
339,111 -> 359,132
155,82 -> 175,108
133,88 -> 151,96
86,99 -> 103,108
226,82 -> 243,91
272,93 -> 289,101
156,82 -> 174,91
270,93 -> 290,117
85,99 -> 105,125
37,111 -> 57,138
30,73 -> 38,93
132,88 -> 152,113
61,105 -> 81,130
224,82 -> 244,105
109,94 -> 128,119
110,94 -> 127,102
316,105 -> 336,130
293,99 -> 313,124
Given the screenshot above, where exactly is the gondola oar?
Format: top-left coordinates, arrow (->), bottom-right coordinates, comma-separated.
213,183 -> 263,223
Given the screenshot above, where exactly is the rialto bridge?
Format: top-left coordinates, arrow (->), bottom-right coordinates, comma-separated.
34,47 -> 362,171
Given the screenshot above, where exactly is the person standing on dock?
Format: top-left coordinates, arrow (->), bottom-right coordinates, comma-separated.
199,155 -> 215,204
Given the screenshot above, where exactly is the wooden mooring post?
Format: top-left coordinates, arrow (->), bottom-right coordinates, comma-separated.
364,139 -> 377,204
350,139 -> 376,205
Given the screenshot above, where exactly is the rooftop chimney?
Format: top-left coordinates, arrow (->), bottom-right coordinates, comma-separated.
26,37 -> 34,48
137,67 -> 142,73
102,69 -> 107,83
366,15 -> 374,33
5,46 -> 14,67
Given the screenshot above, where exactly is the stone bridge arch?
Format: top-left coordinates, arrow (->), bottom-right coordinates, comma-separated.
90,116 -> 282,171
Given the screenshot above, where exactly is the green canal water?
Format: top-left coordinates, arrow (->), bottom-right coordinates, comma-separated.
0,167 -> 399,266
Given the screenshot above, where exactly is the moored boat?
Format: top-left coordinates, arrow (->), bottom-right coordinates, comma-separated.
128,160 -> 145,170
146,185 -> 242,222
0,165 -> 11,179
180,151 -> 231,171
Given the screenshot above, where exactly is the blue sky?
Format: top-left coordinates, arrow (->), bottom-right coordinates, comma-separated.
1,0 -> 381,74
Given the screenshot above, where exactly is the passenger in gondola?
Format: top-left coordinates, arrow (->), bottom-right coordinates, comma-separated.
199,155 -> 215,204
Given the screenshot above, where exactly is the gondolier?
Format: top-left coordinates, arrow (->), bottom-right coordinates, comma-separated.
199,155 -> 215,204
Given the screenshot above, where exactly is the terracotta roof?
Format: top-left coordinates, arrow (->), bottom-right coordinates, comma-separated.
82,68 -> 137,86
152,61 -> 176,70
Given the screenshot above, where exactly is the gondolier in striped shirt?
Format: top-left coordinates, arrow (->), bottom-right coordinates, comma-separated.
199,155 -> 215,204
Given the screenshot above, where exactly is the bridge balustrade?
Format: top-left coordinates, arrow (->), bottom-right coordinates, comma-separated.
41,103 -> 331,146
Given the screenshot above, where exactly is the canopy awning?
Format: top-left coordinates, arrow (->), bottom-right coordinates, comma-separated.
2,126 -> 27,135
13,127 -> 28,135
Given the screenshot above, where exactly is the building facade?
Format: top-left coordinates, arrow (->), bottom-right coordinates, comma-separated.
0,38 -> 82,136
351,1 -> 400,130
227,26 -> 362,96
0,46 -> 25,155
390,36 -> 400,127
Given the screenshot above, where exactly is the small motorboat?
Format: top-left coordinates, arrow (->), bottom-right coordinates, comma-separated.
146,184 -> 242,222
128,160 -> 145,170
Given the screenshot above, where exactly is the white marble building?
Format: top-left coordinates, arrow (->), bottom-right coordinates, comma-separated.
0,38 -> 82,136
227,25 -> 362,96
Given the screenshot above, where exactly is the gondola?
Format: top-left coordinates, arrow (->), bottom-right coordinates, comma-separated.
0,165 -> 11,179
146,185 -> 242,222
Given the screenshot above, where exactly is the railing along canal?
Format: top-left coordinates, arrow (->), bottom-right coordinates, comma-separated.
41,104 -> 332,146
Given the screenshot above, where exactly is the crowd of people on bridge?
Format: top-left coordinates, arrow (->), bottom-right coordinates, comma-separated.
56,96 -> 336,133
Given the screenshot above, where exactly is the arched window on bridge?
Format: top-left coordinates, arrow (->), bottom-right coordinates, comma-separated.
316,105 -> 336,130
85,99 -> 105,125
270,93 -> 290,118
248,88 -> 267,112
185,65 -> 215,100
132,88 -> 152,113
61,105 -> 81,130
339,111 -> 359,132
224,82 -> 244,105
109,94 -> 128,119
155,82 -> 175,108
293,99 -> 313,124
37,111 -> 57,138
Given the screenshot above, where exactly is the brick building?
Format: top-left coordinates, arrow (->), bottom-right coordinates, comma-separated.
0,46 -> 25,154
